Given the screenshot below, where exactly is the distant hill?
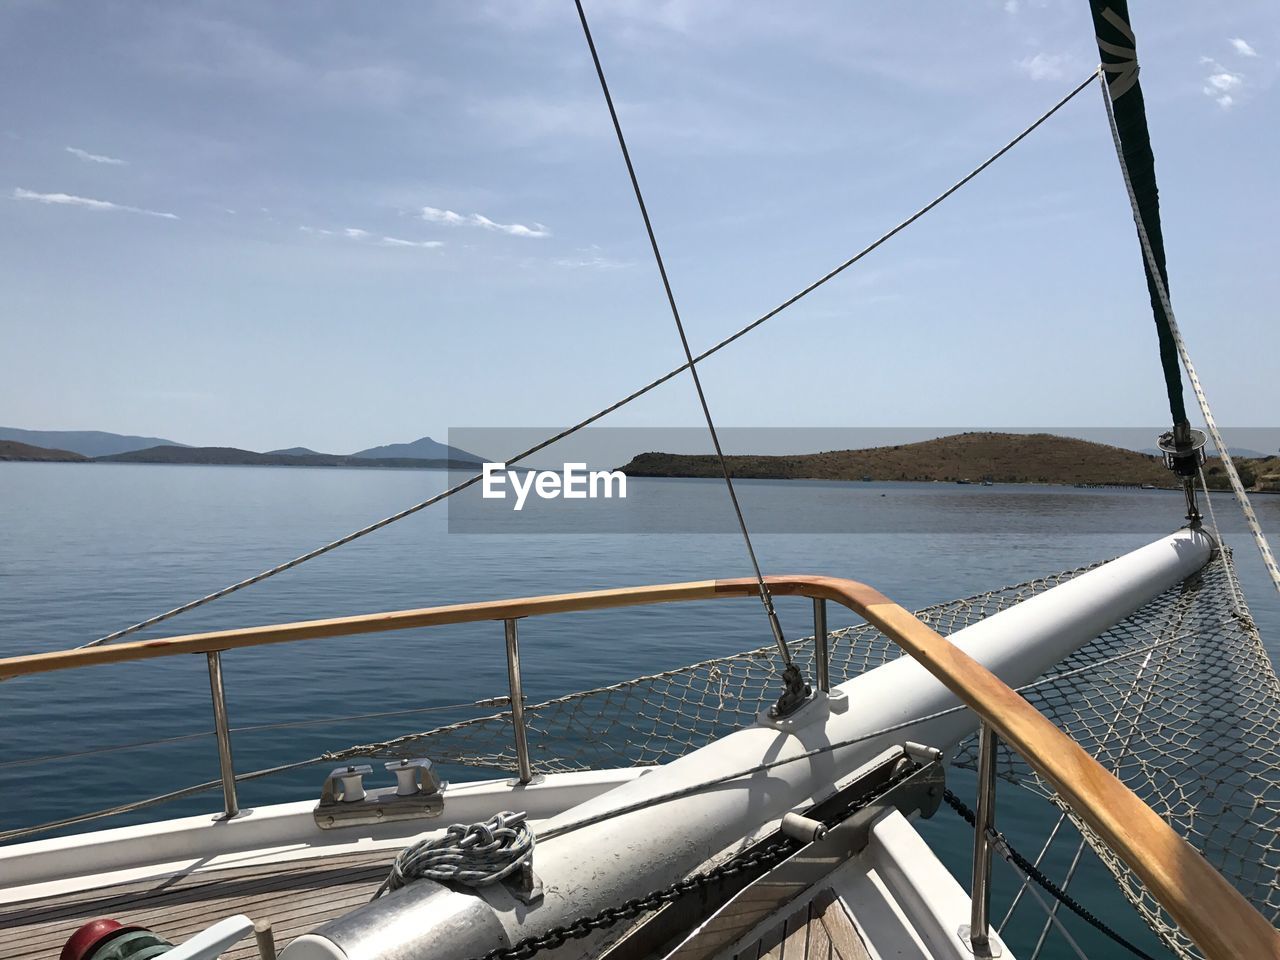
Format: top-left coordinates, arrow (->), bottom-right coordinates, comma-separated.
0,426 -> 186,458
351,436 -> 483,464
622,432 -> 1186,487
0,440 -> 87,462
267,446 -> 324,456
96,445 -> 478,470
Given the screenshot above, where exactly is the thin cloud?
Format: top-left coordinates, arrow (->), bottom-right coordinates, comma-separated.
421,205 -> 549,238
13,188 -> 177,219
1229,38 -> 1258,58
301,224 -> 442,250
1200,58 -> 1244,109
1016,52 -> 1073,82
380,236 -> 443,249
554,246 -> 630,270
66,146 -> 127,165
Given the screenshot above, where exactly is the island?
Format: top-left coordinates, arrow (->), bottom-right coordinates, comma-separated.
618,432 -> 1280,492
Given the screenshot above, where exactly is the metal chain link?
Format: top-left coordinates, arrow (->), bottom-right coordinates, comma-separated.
475,760 -> 922,960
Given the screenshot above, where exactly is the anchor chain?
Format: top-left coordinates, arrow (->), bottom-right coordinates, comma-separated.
474,759 -> 922,960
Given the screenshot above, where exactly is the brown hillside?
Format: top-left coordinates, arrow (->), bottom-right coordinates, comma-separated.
0,440 -> 87,462
622,432 -> 1178,487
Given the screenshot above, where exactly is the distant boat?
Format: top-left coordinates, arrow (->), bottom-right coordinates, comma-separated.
1141,483 -> 1158,490
861,475 -> 873,482
957,478 -> 973,485
982,480 -> 994,486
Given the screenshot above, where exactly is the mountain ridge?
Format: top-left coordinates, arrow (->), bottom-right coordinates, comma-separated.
0,427 -> 186,458
350,436 -> 484,463
0,440 -> 88,462
0,427 -> 484,462
95,446 -> 479,470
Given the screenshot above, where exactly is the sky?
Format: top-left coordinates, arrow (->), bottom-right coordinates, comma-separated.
1,0 -> 1277,455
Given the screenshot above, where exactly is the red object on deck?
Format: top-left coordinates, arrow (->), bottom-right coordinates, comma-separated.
60,918 -> 147,960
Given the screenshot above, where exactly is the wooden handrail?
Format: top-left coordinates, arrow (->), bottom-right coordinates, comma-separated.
0,580 -> 724,678
2,576 -> 1275,958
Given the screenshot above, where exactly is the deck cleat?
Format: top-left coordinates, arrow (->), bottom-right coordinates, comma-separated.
313,758 -> 445,829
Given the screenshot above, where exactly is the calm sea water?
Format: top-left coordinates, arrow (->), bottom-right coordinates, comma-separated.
3,462 -> 1278,958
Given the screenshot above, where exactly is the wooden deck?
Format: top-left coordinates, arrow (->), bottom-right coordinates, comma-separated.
733,888 -> 871,960
0,851 -> 395,960
6,861 -> 866,960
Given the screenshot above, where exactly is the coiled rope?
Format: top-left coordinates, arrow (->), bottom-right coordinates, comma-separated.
374,811 -> 535,900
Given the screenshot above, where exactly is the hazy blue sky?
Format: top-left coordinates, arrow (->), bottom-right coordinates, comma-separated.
2,1 -> 1276,453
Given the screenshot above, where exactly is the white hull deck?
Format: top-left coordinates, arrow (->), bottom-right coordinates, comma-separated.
2,849 -> 394,960
0,790 -> 996,960
8,529 -> 1272,960
726,810 -> 1004,960
0,770 -> 645,958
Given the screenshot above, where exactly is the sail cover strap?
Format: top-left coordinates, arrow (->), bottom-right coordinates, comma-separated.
1089,1 -> 1188,429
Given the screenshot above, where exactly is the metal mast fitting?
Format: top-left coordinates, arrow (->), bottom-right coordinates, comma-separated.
1157,426 -> 1207,527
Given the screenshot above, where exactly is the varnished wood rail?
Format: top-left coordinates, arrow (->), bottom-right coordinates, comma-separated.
1,576 -> 1275,958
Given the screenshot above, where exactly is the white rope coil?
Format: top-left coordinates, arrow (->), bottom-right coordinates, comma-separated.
383,811 -> 534,896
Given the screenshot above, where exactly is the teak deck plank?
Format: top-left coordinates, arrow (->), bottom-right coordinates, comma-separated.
734,888 -> 870,960
811,888 -> 871,960
1,851 -> 396,960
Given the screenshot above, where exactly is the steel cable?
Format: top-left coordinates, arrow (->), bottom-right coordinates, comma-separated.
68,69 -> 1102,652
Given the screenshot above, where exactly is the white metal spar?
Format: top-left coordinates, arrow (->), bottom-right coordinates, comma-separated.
282,528 -> 1212,960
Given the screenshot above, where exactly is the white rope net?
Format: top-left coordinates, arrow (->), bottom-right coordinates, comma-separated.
953,547 -> 1280,958
328,544 -> 1277,959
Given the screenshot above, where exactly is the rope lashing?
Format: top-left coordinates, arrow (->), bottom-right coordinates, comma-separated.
377,811 -> 535,899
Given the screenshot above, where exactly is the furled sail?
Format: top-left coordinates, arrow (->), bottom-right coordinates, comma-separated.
1089,0 -> 1188,430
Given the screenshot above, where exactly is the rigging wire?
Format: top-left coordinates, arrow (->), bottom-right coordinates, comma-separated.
570,0 -> 792,674
0,628 -> 1197,845
1098,73 -> 1280,599
67,70 -> 1102,653
0,697 -> 505,770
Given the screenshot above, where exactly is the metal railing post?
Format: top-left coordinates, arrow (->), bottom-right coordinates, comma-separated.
206,651 -> 239,818
969,721 -> 998,957
812,598 -> 830,693
504,619 -> 535,785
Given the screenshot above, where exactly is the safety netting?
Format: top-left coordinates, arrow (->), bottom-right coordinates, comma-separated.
327,545 -> 1279,959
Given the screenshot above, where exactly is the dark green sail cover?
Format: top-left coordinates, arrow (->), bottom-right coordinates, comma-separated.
1090,0 -> 1188,428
